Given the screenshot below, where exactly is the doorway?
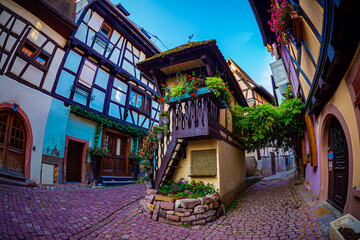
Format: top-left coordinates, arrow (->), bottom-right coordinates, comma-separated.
101,130 -> 130,176
66,140 -> 84,182
0,111 -> 26,176
327,117 -> 348,210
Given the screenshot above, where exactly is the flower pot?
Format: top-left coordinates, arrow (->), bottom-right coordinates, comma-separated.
330,214 -> 360,240
156,132 -> 163,140
161,115 -> 170,125
91,155 -> 102,182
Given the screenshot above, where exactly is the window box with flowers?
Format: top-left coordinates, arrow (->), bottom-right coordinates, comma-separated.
158,72 -> 232,109
268,0 -> 302,46
87,146 -> 110,183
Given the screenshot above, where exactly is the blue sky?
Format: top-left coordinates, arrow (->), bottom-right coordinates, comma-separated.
115,0 -> 275,94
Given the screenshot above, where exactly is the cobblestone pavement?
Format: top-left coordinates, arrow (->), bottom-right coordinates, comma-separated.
0,175 -> 324,239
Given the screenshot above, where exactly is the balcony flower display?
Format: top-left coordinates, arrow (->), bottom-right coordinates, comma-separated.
157,72 -> 233,108
268,0 -> 293,45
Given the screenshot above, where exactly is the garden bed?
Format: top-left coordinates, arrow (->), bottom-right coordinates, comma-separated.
140,189 -> 223,226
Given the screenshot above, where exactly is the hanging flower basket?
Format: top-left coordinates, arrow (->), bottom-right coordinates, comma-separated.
156,132 -> 163,140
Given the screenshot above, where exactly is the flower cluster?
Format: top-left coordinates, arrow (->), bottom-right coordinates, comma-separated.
205,77 -> 233,108
128,151 -> 142,164
268,0 -> 293,46
87,146 -> 110,157
138,125 -> 158,183
158,110 -> 170,118
157,178 -> 218,199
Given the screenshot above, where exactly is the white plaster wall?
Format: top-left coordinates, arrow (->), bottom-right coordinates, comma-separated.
0,76 -> 52,183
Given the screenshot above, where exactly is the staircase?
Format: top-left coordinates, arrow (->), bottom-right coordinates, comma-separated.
154,139 -> 187,189
0,171 -> 28,187
100,176 -> 135,187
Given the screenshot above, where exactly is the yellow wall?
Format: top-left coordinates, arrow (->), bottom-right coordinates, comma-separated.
172,139 -> 220,190
218,140 -> 246,206
299,0 -> 324,35
318,78 -> 360,186
302,18 -> 321,66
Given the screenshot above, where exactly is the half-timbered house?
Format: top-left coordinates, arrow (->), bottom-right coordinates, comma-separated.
137,40 -> 248,206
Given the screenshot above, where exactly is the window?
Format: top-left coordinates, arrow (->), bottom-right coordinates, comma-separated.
100,22 -> 112,39
78,60 -> 96,88
19,40 -> 51,68
129,90 -> 144,110
145,98 -> 151,113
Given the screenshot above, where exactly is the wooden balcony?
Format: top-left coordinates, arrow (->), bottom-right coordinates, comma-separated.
167,94 -> 223,140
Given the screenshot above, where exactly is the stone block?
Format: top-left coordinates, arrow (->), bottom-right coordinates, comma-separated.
152,202 -> 160,221
180,199 -> 201,209
184,212 -> 191,217
200,197 -> 213,204
167,211 -> 174,215
206,215 -> 216,222
158,217 -> 169,224
192,219 -> 206,225
155,195 -> 176,202
146,202 -> 154,211
175,199 -> 181,208
209,202 -> 219,209
139,199 -> 144,206
207,193 -> 220,202
146,189 -> 158,196
181,215 -> 196,222
196,213 -> 206,220
159,208 -> 167,218
194,205 -> 205,214
206,210 -> 216,217
142,205 -> 153,216
204,204 -> 210,211
160,201 -> 174,210
166,214 -> 180,222
145,195 -> 154,204
175,208 -> 193,213
174,212 -> 184,217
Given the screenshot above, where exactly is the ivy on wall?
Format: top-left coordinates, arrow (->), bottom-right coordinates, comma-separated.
70,104 -> 148,140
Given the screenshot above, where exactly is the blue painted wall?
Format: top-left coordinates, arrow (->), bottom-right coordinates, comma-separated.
42,99 -> 70,158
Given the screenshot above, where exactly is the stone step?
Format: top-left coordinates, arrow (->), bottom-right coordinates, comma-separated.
101,180 -> 135,187
100,176 -> 134,182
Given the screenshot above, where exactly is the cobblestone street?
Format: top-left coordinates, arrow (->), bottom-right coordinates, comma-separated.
0,174 -> 324,239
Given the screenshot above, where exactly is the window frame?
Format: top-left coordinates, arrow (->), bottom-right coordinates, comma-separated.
17,40 -> 52,70
99,22 -> 112,40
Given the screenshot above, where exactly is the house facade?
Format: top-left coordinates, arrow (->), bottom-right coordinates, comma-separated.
250,0 -> 360,219
0,0 -> 161,186
227,58 -> 293,177
137,40 -> 248,206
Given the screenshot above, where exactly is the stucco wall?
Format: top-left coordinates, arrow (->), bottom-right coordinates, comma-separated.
218,140 -> 246,207
172,139 -> 220,190
65,113 -> 97,163
0,76 -> 52,182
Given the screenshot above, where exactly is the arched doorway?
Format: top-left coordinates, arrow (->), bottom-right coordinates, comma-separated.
327,117 -> 348,210
0,110 -> 27,176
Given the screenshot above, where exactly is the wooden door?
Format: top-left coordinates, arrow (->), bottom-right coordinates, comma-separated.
328,117 -> 348,210
0,111 -> 26,176
66,141 -> 83,182
101,132 -> 129,176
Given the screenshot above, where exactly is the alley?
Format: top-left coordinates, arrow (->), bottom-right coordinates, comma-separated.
0,173 -> 324,240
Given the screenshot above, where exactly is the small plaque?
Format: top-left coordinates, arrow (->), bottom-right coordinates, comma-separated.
190,149 -> 217,177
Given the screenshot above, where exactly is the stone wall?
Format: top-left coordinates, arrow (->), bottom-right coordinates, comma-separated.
141,189 -> 223,226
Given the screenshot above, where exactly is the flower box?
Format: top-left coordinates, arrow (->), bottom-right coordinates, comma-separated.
330,214 -> 360,240
168,87 -> 226,109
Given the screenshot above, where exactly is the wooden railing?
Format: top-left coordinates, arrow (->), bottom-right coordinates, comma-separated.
168,96 -> 220,139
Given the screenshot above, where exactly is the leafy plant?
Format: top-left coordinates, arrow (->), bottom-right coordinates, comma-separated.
157,179 -> 218,198
158,111 -> 170,117
128,151 -> 142,164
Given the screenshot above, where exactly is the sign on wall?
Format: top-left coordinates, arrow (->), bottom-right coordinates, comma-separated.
190,149 -> 217,177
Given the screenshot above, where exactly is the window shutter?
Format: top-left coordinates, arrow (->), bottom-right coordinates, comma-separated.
79,60 -> 97,88
305,113 -> 318,167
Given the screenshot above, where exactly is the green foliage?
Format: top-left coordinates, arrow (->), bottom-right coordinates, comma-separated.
157,179 -> 218,198
70,104 -> 147,138
87,146 -> 110,156
226,192 -> 246,213
231,86 -> 305,152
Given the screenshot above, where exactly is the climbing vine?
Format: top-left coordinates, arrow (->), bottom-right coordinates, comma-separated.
70,104 -> 147,138
231,87 -> 305,152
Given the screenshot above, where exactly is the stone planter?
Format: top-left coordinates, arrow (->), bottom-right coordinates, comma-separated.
330,214 -> 360,240
140,189 -> 223,226
90,155 -> 102,183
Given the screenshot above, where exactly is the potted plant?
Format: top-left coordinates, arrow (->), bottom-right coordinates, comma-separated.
128,151 -> 142,181
87,146 -> 109,184
159,110 -> 170,125
306,152 -> 311,163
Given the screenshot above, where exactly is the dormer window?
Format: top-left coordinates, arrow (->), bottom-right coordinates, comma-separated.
35,51 -> 50,66
100,22 -> 112,39
21,42 -> 36,57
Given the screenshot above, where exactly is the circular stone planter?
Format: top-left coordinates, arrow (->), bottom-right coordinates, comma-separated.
140,189 -> 223,226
